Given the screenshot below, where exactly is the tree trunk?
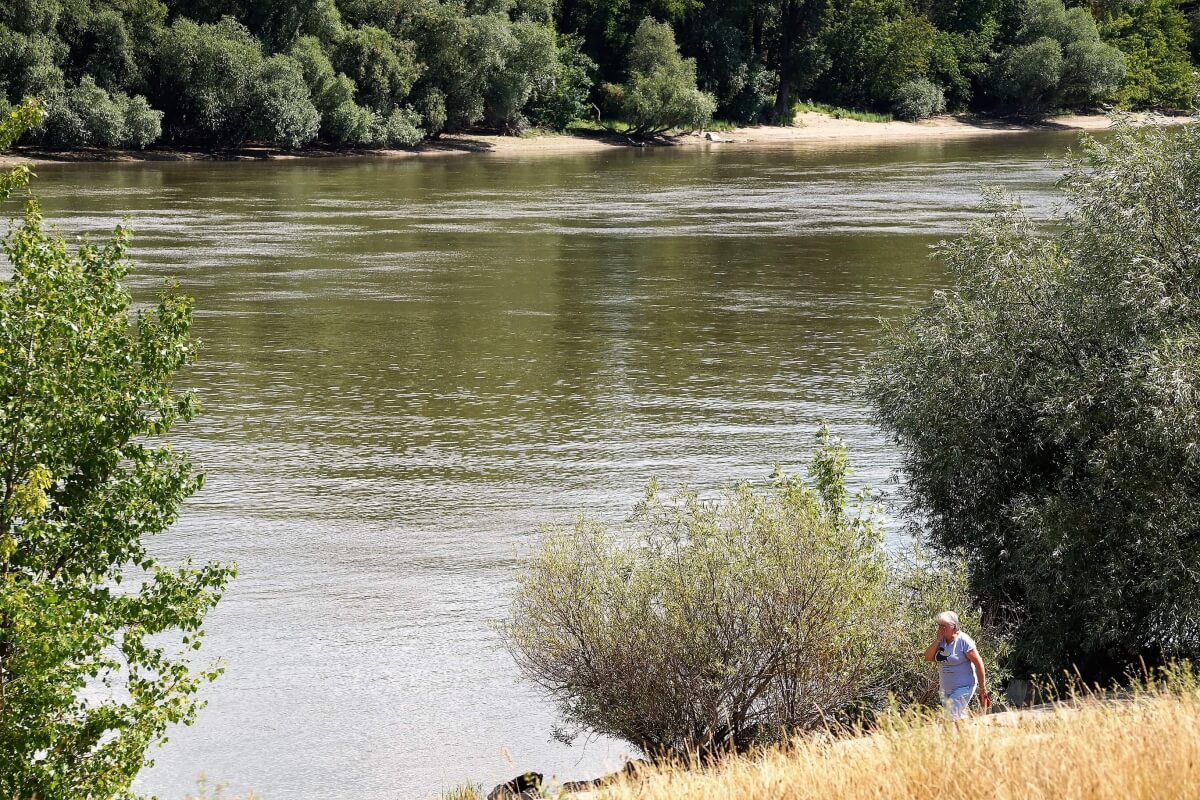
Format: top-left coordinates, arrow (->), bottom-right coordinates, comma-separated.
771,0 -> 799,125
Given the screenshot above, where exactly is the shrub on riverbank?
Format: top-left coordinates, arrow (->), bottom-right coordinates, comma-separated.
987,0 -> 1126,115
591,669 -> 1200,800
891,79 -> 946,121
617,19 -> 715,137
505,429 -> 1002,760
868,119 -> 1200,681
37,77 -> 162,149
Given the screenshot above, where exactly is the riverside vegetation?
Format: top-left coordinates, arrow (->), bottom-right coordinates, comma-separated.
868,117 -> 1200,681
500,118 -> 1200,788
505,431 -> 1004,760
0,0 -> 1196,150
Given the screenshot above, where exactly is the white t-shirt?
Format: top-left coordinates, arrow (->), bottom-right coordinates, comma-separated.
936,632 -> 977,694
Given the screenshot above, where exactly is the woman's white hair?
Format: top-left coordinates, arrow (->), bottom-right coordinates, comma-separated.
935,611 -> 960,630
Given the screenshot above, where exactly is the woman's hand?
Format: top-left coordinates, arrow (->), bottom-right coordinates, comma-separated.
979,688 -> 992,711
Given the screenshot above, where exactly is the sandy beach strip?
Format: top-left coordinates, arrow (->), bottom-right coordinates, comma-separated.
0,111 -> 1185,167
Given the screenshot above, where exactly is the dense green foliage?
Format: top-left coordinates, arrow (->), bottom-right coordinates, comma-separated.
892,78 -> 947,121
619,18 -> 714,134
0,102 -> 235,798
987,0 -> 1126,113
506,431 -> 1002,758
868,120 -> 1200,681
0,0 -> 1194,148
1100,0 -> 1196,110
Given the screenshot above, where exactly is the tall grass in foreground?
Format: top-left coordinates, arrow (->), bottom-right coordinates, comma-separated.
591,678 -> 1200,800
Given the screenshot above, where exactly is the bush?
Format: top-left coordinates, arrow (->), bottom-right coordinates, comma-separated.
252,54 -> 320,148
152,17 -> 264,143
525,35 -> 596,130
418,87 -> 448,136
37,90 -> 88,149
370,105 -> 424,147
67,7 -> 140,93
117,93 -> 163,148
505,430 -> 998,758
619,18 -> 715,136
483,19 -> 558,133
597,81 -> 626,121
158,22 -> 321,147
867,121 -> 1200,680
987,0 -> 1125,113
0,29 -> 65,100
891,78 -> 946,120
37,77 -> 162,149
324,97 -> 375,143
290,35 -> 374,145
990,37 -> 1065,111
70,76 -> 126,147
406,12 -> 580,135
334,25 -> 420,111
406,2 -> 483,131
816,0 -> 944,112
1060,38 -> 1128,104
718,61 -> 776,125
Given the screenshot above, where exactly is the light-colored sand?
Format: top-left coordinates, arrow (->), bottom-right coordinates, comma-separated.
472,111 -> 1181,154
0,111 -> 1185,167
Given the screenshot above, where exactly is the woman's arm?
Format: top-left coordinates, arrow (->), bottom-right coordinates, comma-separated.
924,638 -> 942,662
966,648 -> 991,708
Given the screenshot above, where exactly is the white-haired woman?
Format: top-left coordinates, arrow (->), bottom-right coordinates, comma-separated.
924,611 -> 990,720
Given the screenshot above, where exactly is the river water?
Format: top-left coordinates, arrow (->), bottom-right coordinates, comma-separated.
28,131 -> 1080,799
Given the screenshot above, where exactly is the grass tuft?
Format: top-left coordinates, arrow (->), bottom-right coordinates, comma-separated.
793,100 -> 893,123
704,119 -> 739,132
567,119 -> 634,134
441,782 -> 484,800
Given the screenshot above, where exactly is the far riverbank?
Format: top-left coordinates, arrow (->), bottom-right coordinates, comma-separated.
0,111 -> 1185,168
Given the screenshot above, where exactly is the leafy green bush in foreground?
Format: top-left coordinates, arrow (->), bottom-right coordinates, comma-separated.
0,101 -> 235,800
869,118 -> 1200,681
505,430 -> 1001,759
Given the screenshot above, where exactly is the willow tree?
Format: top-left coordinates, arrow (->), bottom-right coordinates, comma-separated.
505,430 -> 997,758
868,120 -> 1200,680
620,18 -> 715,136
0,100 -> 236,799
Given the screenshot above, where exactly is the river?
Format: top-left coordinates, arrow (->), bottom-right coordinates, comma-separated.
28,131 -> 1080,799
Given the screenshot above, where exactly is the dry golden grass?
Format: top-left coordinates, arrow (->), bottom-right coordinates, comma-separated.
584,684 -> 1200,800
440,784 -> 484,800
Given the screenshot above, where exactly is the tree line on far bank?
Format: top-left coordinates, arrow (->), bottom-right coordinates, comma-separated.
0,0 -> 1195,151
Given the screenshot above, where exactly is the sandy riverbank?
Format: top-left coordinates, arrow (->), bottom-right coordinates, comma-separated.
0,111 -> 1185,167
